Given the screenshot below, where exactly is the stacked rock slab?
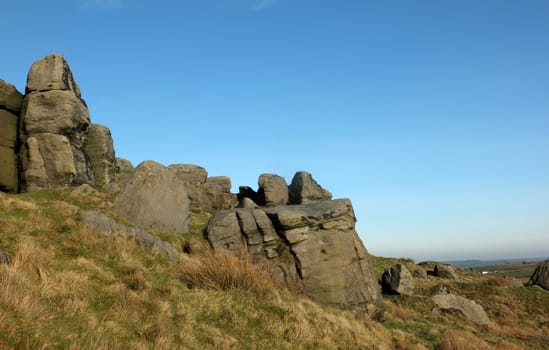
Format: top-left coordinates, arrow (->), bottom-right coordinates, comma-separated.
85,124 -> 115,188
207,198 -> 383,317
0,80 -> 23,192
18,54 -> 95,191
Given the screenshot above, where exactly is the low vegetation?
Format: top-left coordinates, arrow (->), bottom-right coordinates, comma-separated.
0,188 -> 548,349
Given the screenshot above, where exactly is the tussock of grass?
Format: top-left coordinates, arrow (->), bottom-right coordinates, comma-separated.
179,249 -> 276,299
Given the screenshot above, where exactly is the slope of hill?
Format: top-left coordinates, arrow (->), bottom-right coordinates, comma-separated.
0,188 -> 548,349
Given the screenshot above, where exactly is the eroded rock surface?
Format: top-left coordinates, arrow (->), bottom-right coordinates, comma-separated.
114,161 -> 190,233
206,198 -> 383,317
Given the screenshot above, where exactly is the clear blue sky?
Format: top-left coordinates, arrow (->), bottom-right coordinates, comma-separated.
2,0 -> 548,261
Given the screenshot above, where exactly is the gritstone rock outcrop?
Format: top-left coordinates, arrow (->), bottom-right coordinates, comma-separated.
2,54 -> 384,317
0,54 -> 117,193
207,194 -> 384,317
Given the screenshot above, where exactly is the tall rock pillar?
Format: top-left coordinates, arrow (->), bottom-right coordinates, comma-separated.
18,54 -> 95,191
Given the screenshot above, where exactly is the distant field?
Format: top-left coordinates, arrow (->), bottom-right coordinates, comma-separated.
471,262 -> 540,281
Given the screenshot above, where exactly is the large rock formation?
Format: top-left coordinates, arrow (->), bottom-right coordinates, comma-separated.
85,124 -> 115,188
526,260 -> 549,290
18,54 -> 95,191
206,198 -> 383,317
0,80 -> 23,192
381,264 -> 414,295
114,160 -> 190,233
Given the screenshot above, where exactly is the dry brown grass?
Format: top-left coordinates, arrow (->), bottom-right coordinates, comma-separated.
436,330 -> 493,350
179,248 -> 276,299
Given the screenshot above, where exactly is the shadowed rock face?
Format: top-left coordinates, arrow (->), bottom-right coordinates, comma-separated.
206,198 -> 383,317
526,260 -> 549,290
19,54 -> 95,191
288,171 -> 332,204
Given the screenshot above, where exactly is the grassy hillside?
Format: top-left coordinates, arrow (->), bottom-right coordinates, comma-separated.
0,188 -> 548,349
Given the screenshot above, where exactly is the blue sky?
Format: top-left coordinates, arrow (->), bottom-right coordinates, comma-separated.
2,0 -> 548,261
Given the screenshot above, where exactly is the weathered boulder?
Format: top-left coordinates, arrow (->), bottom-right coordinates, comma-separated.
526,260 -> 549,290
203,176 -> 237,213
168,164 -> 208,213
86,124 -> 115,188
78,210 -> 179,262
26,53 -> 82,97
381,264 -> 414,295
434,264 -> 458,279
288,171 -> 332,204
0,250 -> 12,265
432,293 -> 493,326
258,173 -> 288,206
19,54 -> 94,191
413,269 -> 428,278
206,198 -> 383,317
0,79 -> 23,113
114,160 -> 190,233
0,110 -> 19,192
